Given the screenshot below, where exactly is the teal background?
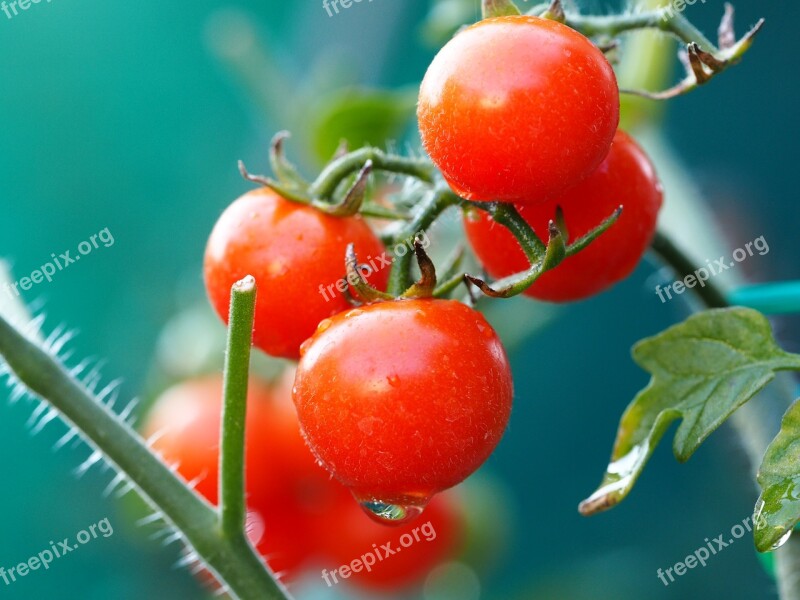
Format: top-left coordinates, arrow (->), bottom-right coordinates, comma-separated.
0,1 -> 797,598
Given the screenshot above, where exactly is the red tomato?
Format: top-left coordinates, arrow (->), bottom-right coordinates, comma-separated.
292,299 -> 513,517
141,375 -> 350,577
418,15 -> 619,204
204,188 -> 389,359
320,493 -> 462,591
463,130 -> 663,301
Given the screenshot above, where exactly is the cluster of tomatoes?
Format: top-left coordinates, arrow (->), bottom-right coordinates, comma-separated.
142,372 -> 462,589
147,12 -> 664,593
419,15 -> 663,302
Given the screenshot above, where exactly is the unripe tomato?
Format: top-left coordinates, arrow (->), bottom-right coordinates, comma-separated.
204,188 -> 389,359
292,299 -> 513,523
463,130 -> 663,301
418,15 -> 619,204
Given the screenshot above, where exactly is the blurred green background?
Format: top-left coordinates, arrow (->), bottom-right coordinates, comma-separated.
0,0 -> 798,598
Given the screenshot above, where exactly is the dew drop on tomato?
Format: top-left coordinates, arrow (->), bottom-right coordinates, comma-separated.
354,492 -> 431,526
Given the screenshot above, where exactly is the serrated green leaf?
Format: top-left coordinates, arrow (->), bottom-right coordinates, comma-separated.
580,308 -> 800,516
754,398 -> 800,552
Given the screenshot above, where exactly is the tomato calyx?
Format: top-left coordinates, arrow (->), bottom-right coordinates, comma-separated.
345,237 -> 440,304
481,0 -> 520,19
401,239 -> 439,299
269,131 -> 310,190
238,132 -> 435,221
519,1 -> 765,100
539,0 -> 565,23
344,243 -> 395,304
464,203 -> 623,299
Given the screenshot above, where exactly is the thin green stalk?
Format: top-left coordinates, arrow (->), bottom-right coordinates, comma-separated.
557,8 -> 716,51
386,187 -> 458,295
219,276 -> 256,537
650,231 -> 729,308
0,302 -> 289,599
471,202 -> 546,263
309,148 -> 435,200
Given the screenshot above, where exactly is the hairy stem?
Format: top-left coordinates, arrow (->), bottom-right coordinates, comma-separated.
0,311 -> 289,599
553,8 -> 717,51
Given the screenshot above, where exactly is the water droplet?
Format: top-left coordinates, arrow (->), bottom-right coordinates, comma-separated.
345,309 -> 364,319
771,529 -> 793,550
299,338 -> 312,356
387,374 -> 400,387
316,318 -> 333,332
354,493 -> 430,526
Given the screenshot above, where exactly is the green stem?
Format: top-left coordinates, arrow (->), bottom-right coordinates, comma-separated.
386,187 -> 458,295
387,251 -> 414,297
650,231 -> 729,308
308,148 -> 435,200
0,309 -> 289,599
470,201 -> 546,263
219,276 -> 256,537
555,8 -> 717,51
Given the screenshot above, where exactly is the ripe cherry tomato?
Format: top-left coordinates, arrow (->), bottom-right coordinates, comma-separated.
292,299 -> 513,517
418,15 -> 619,204
463,130 -> 663,302
321,493 -> 462,591
141,375 -> 351,578
204,188 -> 389,359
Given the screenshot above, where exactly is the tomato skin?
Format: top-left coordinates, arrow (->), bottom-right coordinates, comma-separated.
141,375 -> 351,578
418,15 -> 619,204
204,188 -> 389,359
463,130 -> 663,302
321,493 -> 462,590
292,299 -> 513,506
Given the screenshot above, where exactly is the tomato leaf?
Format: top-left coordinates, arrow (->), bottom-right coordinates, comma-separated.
580,307 -> 800,516
754,398 -> 800,552
309,88 -> 416,165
